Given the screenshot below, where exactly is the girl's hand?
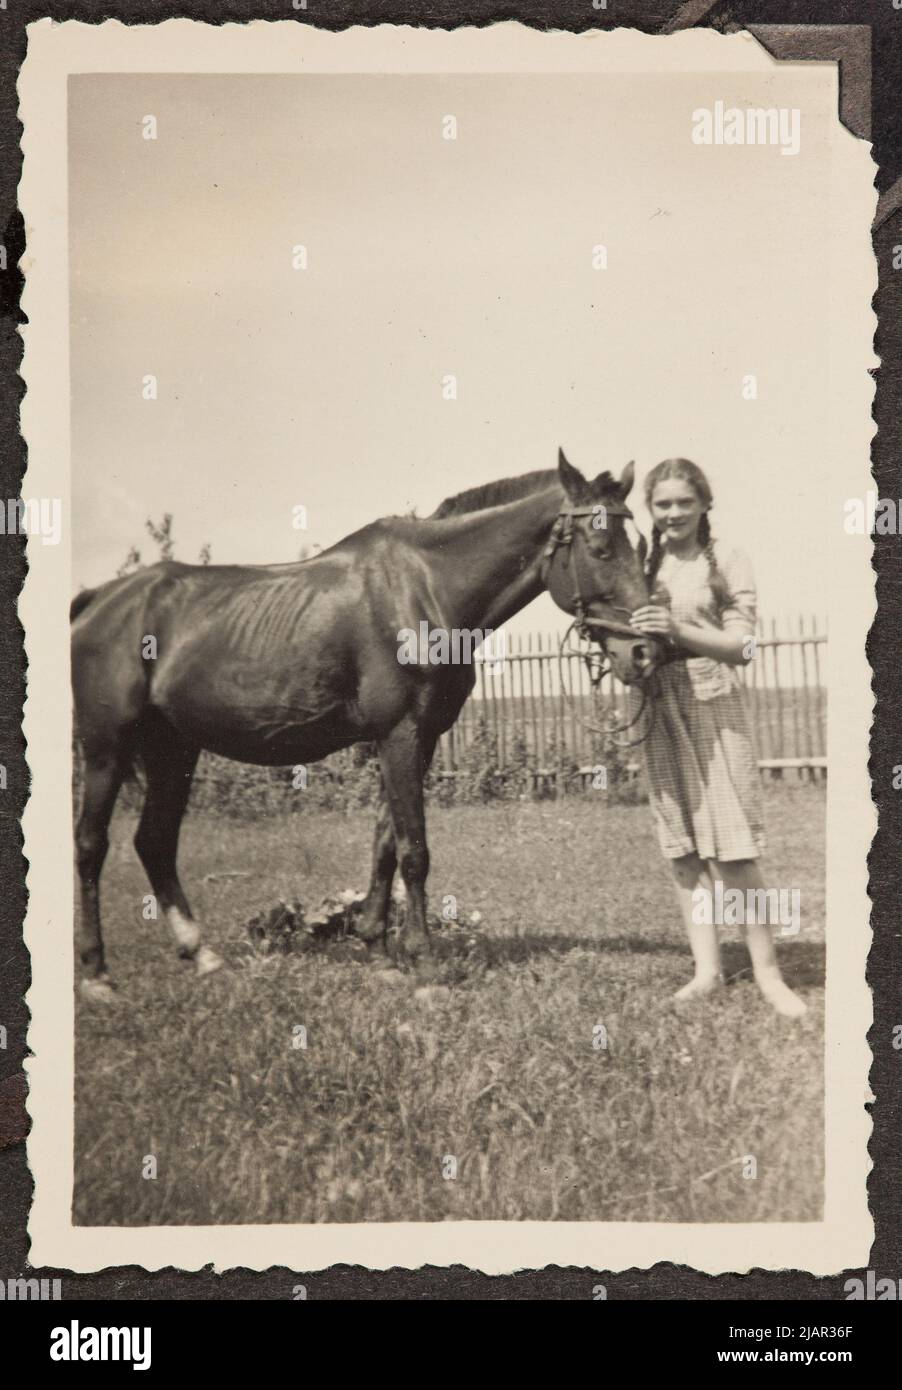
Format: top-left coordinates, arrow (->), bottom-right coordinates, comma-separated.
630,605 -> 679,642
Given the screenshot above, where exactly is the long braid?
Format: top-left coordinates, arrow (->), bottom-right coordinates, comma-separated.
698,512 -> 729,608
645,524 -> 664,595
644,458 -> 730,607
698,510 -> 714,565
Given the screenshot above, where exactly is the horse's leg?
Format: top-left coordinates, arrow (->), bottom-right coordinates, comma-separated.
134,716 -> 223,978
76,747 -> 130,1002
376,718 -> 433,961
356,782 -> 397,954
359,734 -> 438,955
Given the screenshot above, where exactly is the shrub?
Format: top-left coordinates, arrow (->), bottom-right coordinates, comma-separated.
71,711 -> 648,820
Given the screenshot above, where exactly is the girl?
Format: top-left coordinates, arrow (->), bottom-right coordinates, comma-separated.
630,458 -> 806,1018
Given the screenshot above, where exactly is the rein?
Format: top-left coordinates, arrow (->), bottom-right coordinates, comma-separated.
558,619 -> 657,749
541,501 -> 684,748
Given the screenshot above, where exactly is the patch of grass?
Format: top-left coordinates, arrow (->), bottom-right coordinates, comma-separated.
74,785 -> 824,1225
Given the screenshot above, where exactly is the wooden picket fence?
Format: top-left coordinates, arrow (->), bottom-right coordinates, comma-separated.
437,616 -> 827,789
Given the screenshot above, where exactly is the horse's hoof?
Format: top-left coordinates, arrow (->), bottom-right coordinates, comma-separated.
411,959 -> 441,987
80,976 -> 117,1005
195,945 -> 224,977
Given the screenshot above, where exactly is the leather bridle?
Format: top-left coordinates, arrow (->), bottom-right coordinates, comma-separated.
540,500 -> 648,641
541,501 -> 686,747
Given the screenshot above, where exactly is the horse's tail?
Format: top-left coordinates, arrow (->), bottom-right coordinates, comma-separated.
70,578 -> 148,790
70,587 -> 98,622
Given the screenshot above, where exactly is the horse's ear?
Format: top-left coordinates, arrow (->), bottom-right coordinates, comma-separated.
558,448 -> 587,500
619,460 -> 636,498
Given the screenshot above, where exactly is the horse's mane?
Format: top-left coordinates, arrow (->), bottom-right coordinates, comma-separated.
429,469 -> 559,519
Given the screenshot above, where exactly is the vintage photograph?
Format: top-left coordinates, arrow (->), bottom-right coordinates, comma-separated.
21,22 -> 873,1273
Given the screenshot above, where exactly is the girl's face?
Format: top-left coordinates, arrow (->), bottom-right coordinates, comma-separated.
649,478 -> 707,544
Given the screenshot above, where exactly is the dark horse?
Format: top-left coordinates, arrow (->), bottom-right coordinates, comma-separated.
71,450 -> 664,1000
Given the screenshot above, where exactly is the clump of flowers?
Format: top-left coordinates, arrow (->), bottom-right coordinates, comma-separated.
246,887 -> 487,969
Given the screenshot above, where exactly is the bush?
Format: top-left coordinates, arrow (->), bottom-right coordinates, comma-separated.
72,711 -> 648,821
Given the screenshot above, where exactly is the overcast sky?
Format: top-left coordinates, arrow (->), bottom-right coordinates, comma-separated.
69,67 -> 865,633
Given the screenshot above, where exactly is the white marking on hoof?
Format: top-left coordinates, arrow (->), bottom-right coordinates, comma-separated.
195,945 -> 224,977
166,906 -> 201,956
80,976 -> 116,1005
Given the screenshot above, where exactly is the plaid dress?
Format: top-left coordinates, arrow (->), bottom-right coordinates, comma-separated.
640,543 -> 765,863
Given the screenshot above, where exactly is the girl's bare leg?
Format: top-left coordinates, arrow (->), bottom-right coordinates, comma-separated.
709,858 -> 807,1018
669,852 -> 724,1000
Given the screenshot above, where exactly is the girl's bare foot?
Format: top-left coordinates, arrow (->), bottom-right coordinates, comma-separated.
673,973 -> 723,1002
755,972 -> 807,1018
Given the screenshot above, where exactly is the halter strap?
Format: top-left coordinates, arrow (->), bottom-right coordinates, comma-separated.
540,502 -> 636,634
553,502 -> 634,520
540,503 -> 688,662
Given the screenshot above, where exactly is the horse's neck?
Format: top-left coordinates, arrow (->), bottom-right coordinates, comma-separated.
425,485 -> 562,632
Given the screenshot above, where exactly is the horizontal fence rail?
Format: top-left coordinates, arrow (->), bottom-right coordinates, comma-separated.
437,616 -> 827,790
87,614 -> 826,815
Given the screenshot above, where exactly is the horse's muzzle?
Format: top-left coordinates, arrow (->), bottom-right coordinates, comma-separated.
631,640 -> 659,680
603,634 -> 663,686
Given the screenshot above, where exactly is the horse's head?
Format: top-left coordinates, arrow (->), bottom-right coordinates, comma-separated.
543,448 -> 666,685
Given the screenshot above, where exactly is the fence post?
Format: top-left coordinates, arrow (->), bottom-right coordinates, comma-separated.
424,617 -> 827,785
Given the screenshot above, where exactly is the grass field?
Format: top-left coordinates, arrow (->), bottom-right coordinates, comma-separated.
73,784 -> 825,1226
